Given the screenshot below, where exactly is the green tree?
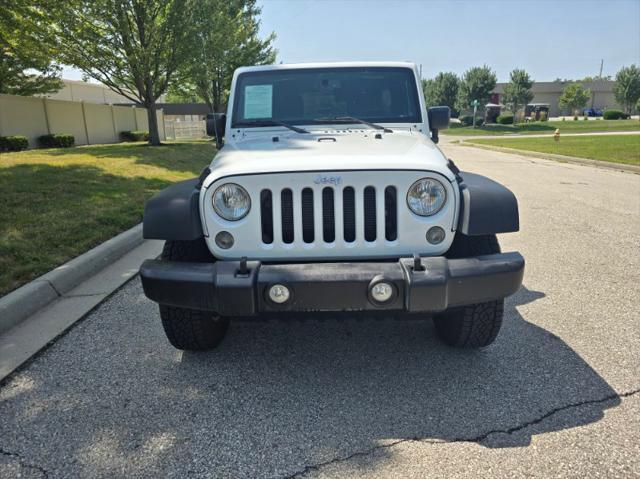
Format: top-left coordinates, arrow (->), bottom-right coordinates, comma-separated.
455,65 -> 497,114
422,72 -> 460,116
0,1 -> 62,95
166,83 -> 200,103
558,83 -> 591,117
613,65 -> 640,115
580,75 -> 612,82
176,0 -> 275,112
49,0 -> 196,145
502,69 -> 534,123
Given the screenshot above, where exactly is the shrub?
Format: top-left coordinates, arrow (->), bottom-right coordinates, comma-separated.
0,135 -> 29,151
120,130 -> 149,141
603,109 -> 626,120
38,134 -> 75,148
459,115 -> 473,126
496,114 -> 514,125
457,115 -> 485,127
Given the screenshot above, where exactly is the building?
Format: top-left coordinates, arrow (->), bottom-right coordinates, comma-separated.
491,80 -> 621,117
153,103 -> 211,122
45,79 -> 166,104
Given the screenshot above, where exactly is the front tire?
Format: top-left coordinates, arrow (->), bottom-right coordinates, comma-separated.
433,234 -> 504,348
160,304 -> 229,351
158,239 -> 229,351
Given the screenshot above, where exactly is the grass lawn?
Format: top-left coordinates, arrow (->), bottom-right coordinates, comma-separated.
0,140 -> 215,296
443,119 -> 640,136
467,134 -> 640,165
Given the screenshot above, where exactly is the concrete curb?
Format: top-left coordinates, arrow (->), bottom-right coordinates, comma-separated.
459,142 -> 640,174
0,224 -> 144,334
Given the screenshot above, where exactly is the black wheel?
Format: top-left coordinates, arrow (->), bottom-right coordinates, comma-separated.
158,239 -> 229,351
433,234 -> 504,348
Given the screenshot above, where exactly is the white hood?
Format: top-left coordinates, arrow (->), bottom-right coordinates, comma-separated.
203,130 -> 454,187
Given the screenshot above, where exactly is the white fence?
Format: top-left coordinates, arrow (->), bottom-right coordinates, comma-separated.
0,93 -> 165,147
164,119 -> 206,140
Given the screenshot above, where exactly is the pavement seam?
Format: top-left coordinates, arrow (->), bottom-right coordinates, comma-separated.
45,280 -> 62,297
279,388 -> 640,479
0,446 -> 49,478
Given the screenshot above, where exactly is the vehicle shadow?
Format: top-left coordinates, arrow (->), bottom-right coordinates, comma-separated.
0,284 -> 620,478
177,284 -> 618,454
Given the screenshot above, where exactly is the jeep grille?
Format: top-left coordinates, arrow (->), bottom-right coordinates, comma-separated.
203,170 -> 457,261
259,185 -> 398,245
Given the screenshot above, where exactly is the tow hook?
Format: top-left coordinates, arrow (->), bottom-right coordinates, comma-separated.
236,257 -> 250,278
412,253 -> 425,272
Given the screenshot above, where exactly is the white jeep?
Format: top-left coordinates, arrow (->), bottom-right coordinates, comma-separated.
140,62 -> 524,350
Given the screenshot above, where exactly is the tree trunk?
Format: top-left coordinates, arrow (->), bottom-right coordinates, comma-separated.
146,101 -> 161,146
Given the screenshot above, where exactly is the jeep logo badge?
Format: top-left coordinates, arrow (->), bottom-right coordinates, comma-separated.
314,175 -> 342,186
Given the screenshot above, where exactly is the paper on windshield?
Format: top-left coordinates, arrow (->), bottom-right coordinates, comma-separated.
244,85 -> 273,119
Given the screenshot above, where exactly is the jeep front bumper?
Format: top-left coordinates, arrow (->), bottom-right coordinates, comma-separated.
139,253 -> 524,315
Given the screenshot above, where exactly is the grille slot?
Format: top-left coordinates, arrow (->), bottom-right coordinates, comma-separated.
343,187 -> 356,242
281,188 -> 294,244
364,186 -> 377,242
384,186 -> 397,241
301,188 -> 314,243
260,190 -> 273,244
322,187 -> 335,242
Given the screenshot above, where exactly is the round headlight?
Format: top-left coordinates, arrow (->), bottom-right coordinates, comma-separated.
407,178 -> 447,216
212,183 -> 251,221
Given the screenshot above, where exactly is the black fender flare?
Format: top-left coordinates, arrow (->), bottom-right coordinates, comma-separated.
457,171 -> 519,235
143,176 -> 206,241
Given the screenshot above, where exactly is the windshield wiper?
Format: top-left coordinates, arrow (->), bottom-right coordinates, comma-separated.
234,119 -> 309,134
313,116 -> 393,133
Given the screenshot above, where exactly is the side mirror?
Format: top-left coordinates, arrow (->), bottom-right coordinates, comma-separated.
206,113 -> 226,148
427,106 -> 450,143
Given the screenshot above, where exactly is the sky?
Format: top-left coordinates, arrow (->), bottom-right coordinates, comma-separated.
62,0 -> 640,83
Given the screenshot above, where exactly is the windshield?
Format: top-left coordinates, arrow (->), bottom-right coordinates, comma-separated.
231,67 -> 422,128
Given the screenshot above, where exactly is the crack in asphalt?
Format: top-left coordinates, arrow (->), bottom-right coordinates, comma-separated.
0,446 -> 49,478
2,389 -> 637,478
279,388 -> 640,479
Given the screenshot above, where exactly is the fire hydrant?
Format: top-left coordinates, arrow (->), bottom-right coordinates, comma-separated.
554,129 -> 560,142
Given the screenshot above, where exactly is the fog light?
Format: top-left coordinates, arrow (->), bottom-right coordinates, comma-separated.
215,231 -> 234,249
371,282 -> 394,303
268,284 -> 290,304
426,226 -> 445,245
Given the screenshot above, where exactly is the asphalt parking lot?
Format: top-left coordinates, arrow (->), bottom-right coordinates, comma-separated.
1,142 -> 639,478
